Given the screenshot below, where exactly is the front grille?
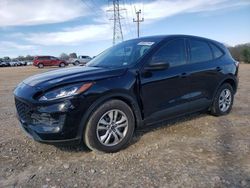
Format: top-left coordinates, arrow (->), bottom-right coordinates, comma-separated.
15,98 -> 32,123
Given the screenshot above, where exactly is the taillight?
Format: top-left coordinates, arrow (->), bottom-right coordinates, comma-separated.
234,61 -> 239,67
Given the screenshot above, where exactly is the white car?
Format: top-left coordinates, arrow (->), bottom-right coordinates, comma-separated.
69,55 -> 92,65
9,61 -> 18,66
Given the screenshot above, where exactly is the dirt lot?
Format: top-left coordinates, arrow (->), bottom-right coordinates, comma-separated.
0,65 -> 250,188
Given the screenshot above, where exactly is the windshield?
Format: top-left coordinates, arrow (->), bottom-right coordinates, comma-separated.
87,38 -> 160,68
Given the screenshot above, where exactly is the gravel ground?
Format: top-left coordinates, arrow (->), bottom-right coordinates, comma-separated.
0,65 -> 250,188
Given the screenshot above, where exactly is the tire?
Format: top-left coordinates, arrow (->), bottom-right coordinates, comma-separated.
38,63 -> 44,68
210,83 -> 234,116
59,62 -> 65,67
74,61 -> 80,66
84,100 -> 135,153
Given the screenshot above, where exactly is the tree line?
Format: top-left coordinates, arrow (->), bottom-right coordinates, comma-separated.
228,43 -> 250,63
1,43 -> 250,63
0,53 -> 78,62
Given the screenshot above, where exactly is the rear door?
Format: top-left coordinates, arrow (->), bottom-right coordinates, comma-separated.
42,56 -> 50,66
50,56 -> 59,66
186,38 -> 224,108
140,38 -> 192,122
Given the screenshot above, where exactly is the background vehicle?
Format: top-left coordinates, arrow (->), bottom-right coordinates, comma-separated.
26,61 -> 33,66
33,56 -> 68,68
19,61 -> 27,66
0,60 -> 9,67
69,55 -> 92,65
14,35 -> 238,153
9,61 -> 18,66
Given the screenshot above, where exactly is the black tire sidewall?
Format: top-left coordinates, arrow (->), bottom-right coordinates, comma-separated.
59,63 -> 65,67
84,100 -> 135,153
212,83 -> 234,116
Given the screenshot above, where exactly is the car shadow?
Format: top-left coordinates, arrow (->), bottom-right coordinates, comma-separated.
52,141 -> 91,153
130,111 -> 250,186
54,112 -> 206,153
132,111 -> 206,144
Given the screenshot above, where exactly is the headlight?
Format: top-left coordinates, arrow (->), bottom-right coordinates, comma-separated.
39,82 -> 93,101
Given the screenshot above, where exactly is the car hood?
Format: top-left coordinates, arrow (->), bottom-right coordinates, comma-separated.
23,66 -> 126,90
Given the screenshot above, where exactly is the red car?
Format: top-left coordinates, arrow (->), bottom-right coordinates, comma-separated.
33,56 -> 68,68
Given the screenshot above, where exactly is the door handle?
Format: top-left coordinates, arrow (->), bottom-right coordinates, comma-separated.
216,67 -> 222,72
180,72 -> 189,78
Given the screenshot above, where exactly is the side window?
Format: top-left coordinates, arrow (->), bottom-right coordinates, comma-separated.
39,57 -> 47,60
151,39 -> 186,67
189,39 -> 213,63
210,43 -> 224,59
140,46 -> 151,57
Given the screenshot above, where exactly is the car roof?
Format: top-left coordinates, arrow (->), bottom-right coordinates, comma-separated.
36,56 -> 55,57
135,34 -> 224,46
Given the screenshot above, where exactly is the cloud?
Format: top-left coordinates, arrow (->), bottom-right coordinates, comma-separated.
123,0 -> 250,23
23,24 -> 113,45
2,0 -> 249,48
0,0 -> 88,26
0,41 -> 36,51
0,41 -> 39,57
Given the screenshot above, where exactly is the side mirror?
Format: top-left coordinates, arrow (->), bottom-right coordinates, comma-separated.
145,61 -> 169,71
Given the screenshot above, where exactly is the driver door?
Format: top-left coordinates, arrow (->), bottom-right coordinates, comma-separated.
139,38 -> 191,123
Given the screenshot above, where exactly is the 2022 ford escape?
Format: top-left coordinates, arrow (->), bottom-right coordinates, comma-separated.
14,35 -> 239,152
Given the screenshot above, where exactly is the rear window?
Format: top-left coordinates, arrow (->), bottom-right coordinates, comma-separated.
50,57 -> 57,60
189,39 -> 213,63
210,43 -> 224,59
37,56 -> 48,60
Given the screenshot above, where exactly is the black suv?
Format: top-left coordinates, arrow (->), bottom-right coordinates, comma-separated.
14,35 -> 238,152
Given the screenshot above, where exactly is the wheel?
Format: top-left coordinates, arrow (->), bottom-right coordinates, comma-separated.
59,62 -> 65,67
210,83 -> 234,116
74,61 -> 80,66
84,100 -> 135,153
38,63 -> 44,68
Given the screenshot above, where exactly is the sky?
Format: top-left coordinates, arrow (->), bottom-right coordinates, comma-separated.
0,0 -> 250,58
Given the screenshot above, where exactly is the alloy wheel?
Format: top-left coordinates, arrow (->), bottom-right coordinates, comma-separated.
96,109 -> 128,146
219,88 -> 232,112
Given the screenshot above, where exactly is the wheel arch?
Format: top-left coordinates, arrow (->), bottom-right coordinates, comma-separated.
212,75 -> 238,101
78,92 -> 143,140
219,76 -> 237,94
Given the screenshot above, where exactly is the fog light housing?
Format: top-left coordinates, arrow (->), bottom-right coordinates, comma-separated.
30,113 -> 66,133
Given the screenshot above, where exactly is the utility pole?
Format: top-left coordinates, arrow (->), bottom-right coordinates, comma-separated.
107,0 -> 125,45
133,9 -> 144,38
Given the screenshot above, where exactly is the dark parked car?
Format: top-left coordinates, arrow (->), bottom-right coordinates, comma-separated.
0,60 -> 6,67
33,56 -> 67,68
14,35 -> 238,152
0,61 -> 10,67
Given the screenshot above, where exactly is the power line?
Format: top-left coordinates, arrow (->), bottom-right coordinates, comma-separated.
81,0 -> 104,18
122,0 -> 134,39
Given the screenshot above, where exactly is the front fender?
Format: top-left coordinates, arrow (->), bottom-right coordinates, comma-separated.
77,91 -> 143,140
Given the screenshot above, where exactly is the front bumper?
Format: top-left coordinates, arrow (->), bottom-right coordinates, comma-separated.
19,121 -> 81,145
15,96 -> 83,144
